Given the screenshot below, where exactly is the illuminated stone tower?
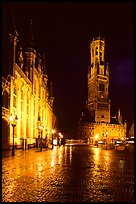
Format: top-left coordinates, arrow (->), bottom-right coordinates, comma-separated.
88,36 -> 110,123
78,36 -> 127,144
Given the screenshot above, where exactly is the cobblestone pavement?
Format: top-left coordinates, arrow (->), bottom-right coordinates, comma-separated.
2,145 -> 134,202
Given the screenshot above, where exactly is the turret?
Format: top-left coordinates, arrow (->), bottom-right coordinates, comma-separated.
24,19 -> 36,79
18,45 -> 24,69
118,108 -> 122,124
106,62 -> 109,77
49,81 -> 54,105
37,52 -> 42,72
9,25 -> 19,76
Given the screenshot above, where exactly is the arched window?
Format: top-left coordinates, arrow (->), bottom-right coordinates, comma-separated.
96,47 -> 98,55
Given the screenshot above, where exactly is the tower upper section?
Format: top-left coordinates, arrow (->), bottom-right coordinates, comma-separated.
87,36 -> 110,123
90,36 -> 105,74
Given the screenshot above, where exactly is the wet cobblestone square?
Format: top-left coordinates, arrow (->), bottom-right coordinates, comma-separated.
2,145 -> 134,202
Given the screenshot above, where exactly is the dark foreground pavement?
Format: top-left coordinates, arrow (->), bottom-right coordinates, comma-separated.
2,145 -> 134,202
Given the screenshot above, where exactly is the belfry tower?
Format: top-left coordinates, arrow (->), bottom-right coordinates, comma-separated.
78,36 -> 126,143
87,36 -> 110,123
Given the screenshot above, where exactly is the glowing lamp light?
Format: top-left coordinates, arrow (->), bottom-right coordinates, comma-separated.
51,129 -> 55,134
58,132 -> 63,138
53,139 -> 57,145
39,125 -> 42,130
95,134 -> 99,140
116,140 -> 122,144
9,115 -> 13,122
9,114 -> 18,156
98,141 -> 103,144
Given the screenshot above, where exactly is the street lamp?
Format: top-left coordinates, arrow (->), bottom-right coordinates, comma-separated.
9,114 -> 18,156
51,129 -> 55,149
39,124 -> 44,151
58,132 -> 63,146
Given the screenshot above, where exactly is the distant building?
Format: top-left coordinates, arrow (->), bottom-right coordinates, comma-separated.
2,21 -> 56,149
129,123 -> 134,138
78,37 -> 127,144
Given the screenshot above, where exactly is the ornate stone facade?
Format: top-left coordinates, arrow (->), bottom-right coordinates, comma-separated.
2,24 -> 56,149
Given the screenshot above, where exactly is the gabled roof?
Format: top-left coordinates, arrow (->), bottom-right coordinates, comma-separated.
79,108 -> 94,124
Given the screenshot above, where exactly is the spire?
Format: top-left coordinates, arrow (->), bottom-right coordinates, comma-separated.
49,81 -> 54,106
37,52 -> 41,70
49,81 -> 54,98
10,3 -> 18,37
26,18 -> 35,49
29,19 -> 34,48
42,53 -> 47,74
9,5 -> 19,76
118,108 -> 122,124
18,45 -> 24,69
9,3 -> 19,45
106,62 -> 109,76
118,108 -> 120,118
106,62 -> 109,69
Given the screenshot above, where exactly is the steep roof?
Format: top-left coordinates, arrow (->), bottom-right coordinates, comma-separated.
79,108 -> 94,125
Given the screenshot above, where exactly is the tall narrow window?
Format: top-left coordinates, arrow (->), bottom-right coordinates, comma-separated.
96,47 -> 98,55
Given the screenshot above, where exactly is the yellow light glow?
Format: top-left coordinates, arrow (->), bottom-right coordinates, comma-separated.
106,131 -> 108,135
95,134 -> 99,140
51,160 -> 55,167
58,132 -> 63,138
53,145 -> 57,150
9,115 -> 13,122
58,154 -> 62,165
51,129 -> 55,134
51,155 -> 56,167
39,126 -> 42,130
53,139 -> 57,145
70,145 -> 72,164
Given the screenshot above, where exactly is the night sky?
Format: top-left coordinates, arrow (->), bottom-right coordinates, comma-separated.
2,2 -> 134,138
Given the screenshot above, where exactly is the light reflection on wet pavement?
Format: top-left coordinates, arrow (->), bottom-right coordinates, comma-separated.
2,146 -> 134,202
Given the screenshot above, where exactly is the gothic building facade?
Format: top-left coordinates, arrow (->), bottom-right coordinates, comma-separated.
78,37 -> 127,144
2,22 -> 56,149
